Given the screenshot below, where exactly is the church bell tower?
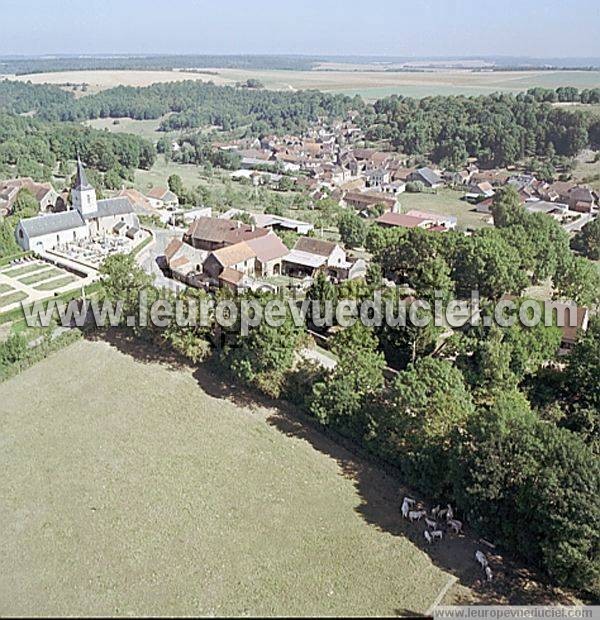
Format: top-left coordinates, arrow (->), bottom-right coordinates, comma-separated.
72,155 -> 97,216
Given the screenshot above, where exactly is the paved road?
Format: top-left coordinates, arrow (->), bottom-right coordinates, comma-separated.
137,227 -> 186,292
564,212 -> 595,233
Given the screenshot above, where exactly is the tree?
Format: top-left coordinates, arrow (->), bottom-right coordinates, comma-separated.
453,394 -> 600,592
221,292 -> 305,398
98,253 -> 154,326
13,189 -> 39,217
379,358 -> 475,495
453,229 -> 528,299
458,327 -> 518,403
310,323 -> 385,434
0,333 -> 28,367
305,272 -> 337,326
337,210 -> 366,248
491,186 -> 526,228
167,174 -> 185,198
571,217 -> 600,261
555,255 -> 600,307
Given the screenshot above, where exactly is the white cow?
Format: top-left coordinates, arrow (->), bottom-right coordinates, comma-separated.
485,566 -> 493,582
408,509 -> 427,523
446,504 -> 454,521
425,517 -> 437,529
431,530 -> 443,541
448,519 -> 462,534
475,550 -> 488,569
401,499 -> 410,519
431,505 -> 441,519
424,530 -> 433,544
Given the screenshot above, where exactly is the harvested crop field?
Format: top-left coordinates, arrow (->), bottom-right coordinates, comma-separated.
15,68 -> 600,100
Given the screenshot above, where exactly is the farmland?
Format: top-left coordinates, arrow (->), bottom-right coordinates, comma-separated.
15,68 -> 600,101
0,338 -> 457,616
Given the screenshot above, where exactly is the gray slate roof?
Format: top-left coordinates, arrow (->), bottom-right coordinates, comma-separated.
20,210 -> 86,238
74,157 -> 93,191
83,197 -> 135,219
416,167 -> 442,186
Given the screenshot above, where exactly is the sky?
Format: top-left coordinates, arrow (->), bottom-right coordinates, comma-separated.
1,0 -> 599,59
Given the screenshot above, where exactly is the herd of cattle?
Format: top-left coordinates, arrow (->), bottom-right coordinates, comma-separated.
401,497 -> 494,582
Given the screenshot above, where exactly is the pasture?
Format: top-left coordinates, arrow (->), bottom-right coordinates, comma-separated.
16,68 -> 600,101
0,338 -> 458,616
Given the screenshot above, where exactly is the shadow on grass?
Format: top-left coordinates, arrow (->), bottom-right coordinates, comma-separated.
90,328 -> 580,607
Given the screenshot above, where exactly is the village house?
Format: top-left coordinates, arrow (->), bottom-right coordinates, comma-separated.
183,216 -> 269,252
282,237 -> 364,281
0,177 -> 60,214
203,241 -> 257,282
343,190 -> 397,212
116,188 -> 155,214
364,168 -> 391,188
408,167 -> 444,188
246,233 -> 289,277
466,181 -> 495,199
145,187 -> 179,209
375,212 -> 434,230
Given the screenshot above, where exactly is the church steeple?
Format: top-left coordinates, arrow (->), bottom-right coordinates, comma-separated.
72,154 -> 97,216
74,154 -> 93,191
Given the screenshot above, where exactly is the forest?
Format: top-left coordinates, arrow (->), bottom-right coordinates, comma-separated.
0,54 -> 320,75
0,112 -> 155,182
363,91 -> 600,168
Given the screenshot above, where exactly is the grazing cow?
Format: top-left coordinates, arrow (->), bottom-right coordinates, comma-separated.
408,509 -> 427,522
424,530 -> 432,544
401,499 -> 410,519
475,551 -> 488,569
448,519 -> 462,534
425,517 -> 437,529
403,497 -> 416,506
431,505 -> 441,519
485,566 -> 493,582
431,530 -> 443,541
438,508 -> 448,520
446,504 -> 454,521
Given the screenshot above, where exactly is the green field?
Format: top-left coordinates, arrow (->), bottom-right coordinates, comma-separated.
0,338 -> 456,615
0,283 -> 13,294
84,116 -> 175,141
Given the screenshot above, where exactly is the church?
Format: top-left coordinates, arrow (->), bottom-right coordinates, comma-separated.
15,158 -> 139,252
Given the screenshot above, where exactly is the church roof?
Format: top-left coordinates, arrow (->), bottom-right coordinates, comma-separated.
19,210 -> 86,238
82,197 -> 135,220
74,156 -> 93,192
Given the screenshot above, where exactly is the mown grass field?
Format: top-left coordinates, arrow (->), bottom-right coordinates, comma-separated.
16,68 -> 600,101
0,338 -> 455,616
